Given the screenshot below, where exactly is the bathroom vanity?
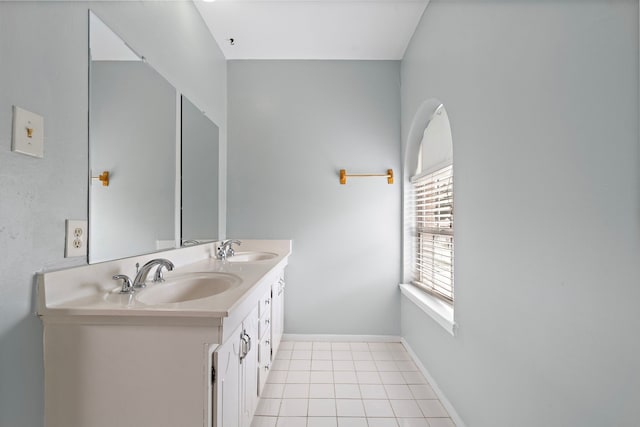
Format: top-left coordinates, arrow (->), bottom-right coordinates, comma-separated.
37,240 -> 291,427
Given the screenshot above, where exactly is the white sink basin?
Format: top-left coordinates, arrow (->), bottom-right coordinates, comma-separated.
226,251 -> 277,263
136,272 -> 241,305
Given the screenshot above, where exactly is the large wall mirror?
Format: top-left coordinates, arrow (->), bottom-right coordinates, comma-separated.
88,11 -> 220,263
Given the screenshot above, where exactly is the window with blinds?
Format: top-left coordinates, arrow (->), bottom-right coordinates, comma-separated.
412,164 -> 454,302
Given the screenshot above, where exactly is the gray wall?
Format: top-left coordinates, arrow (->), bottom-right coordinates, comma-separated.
90,61 -> 176,262
0,2 -> 226,425
400,1 -> 640,426
227,61 -> 401,335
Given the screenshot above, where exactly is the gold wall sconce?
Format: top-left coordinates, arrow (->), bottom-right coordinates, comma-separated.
92,171 -> 110,187
340,169 -> 394,185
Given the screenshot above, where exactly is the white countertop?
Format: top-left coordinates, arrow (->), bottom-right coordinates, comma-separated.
37,239 -> 292,320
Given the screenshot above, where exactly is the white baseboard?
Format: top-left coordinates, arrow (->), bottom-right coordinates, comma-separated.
401,338 -> 467,427
282,334 -> 401,343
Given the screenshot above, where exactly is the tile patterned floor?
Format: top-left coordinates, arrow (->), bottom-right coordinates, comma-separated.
252,341 -> 456,427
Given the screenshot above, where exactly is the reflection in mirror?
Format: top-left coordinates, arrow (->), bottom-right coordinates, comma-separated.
88,11 -> 177,263
181,96 -> 219,245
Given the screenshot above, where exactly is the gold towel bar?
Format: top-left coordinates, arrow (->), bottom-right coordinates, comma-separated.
340,169 -> 393,185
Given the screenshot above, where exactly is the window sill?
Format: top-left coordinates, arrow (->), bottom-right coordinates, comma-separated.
399,284 -> 457,336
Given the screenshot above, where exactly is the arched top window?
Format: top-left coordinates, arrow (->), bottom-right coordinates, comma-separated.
405,101 -> 454,303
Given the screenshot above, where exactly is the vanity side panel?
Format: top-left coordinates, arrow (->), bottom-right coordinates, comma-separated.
44,323 -> 216,427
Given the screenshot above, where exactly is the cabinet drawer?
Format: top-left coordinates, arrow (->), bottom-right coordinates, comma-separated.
258,314 -> 271,340
258,289 -> 271,318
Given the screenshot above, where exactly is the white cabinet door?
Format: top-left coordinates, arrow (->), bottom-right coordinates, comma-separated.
213,323 -> 243,427
257,329 -> 271,396
271,277 -> 285,359
240,305 -> 259,427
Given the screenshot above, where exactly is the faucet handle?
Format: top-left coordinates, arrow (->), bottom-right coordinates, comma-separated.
153,261 -> 175,283
113,274 -> 134,294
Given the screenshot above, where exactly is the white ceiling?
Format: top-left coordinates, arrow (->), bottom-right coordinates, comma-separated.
194,0 -> 429,60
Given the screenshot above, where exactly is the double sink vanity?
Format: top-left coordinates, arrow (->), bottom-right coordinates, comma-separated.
37,239 -> 291,427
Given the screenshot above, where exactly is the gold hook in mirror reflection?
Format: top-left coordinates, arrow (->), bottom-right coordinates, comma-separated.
92,171 -> 110,187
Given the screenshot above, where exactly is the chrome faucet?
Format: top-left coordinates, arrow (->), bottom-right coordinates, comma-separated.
132,258 -> 175,288
217,239 -> 241,260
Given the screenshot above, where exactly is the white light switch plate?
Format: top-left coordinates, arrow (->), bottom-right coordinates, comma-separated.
12,105 -> 44,158
65,220 -> 87,258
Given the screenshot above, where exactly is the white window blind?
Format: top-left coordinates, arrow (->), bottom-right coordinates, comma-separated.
412,164 -> 454,302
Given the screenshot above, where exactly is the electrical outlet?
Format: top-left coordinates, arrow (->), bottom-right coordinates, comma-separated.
65,220 -> 87,257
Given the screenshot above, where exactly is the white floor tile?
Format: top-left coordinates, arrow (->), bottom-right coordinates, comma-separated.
276,416 -> 307,427
292,350 -> 313,360
262,383 -> 285,398
384,384 -> 413,400
367,418 -> 399,427
401,371 -> 427,384
280,399 -> 308,417
256,398 -> 282,416
283,383 -> 310,399
333,371 -> 358,384
290,360 -> 312,370
390,400 -> 423,418
310,371 -> 334,384
335,384 -> 361,399
368,343 -> 390,351
359,384 -> 387,399
294,342 -> 313,350
363,399 -> 395,417
336,399 -> 365,417
379,371 -> 406,385
312,360 -> 334,371
252,341 -> 452,427
313,351 -> 333,360
272,359 -> 292,371
332,351 -> 353,361
307,417 -> 338,427
350,343 -> 369,351
392,352 -> 412,361
416,400 -> 448,417
395,361 -> 417,371
337,417 -> 367,427
309,383 -> 335,398
376,361 -> 399,372
333,360 -> 355,371
387,343 -> 406,352
426,418 -> 455,427
308,399 -> 337,416
396,419 -> 429,427
268,371 -> 288,384
356,371 -> 382,384
372,351 -> 395,361
277,351 -> 293,360
352,351 -> 373,361
252,416 -> 278,427
286,371 -> 311,384
331,342 -> 351,351
313,342 -> 331,350
354,360 -> 377,371
408,385 -> 437,400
